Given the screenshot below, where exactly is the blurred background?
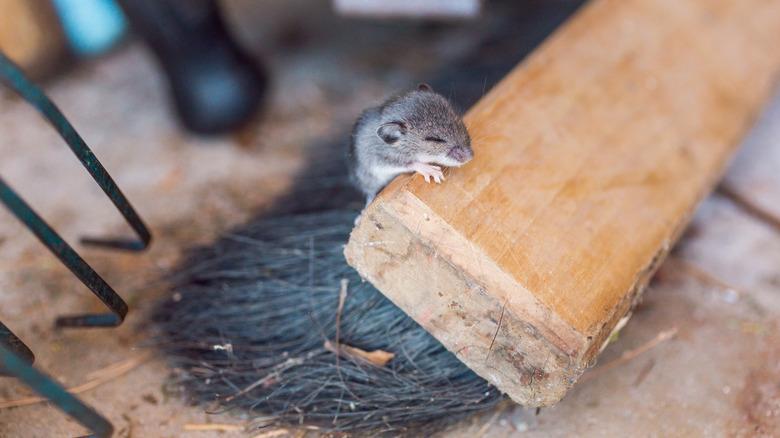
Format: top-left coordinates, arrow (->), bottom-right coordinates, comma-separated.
0,0 -> 527,135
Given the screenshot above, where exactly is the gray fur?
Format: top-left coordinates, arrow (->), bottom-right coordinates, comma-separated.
348,85 -> 474,203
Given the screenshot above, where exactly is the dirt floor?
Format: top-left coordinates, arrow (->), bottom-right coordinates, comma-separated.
1,1 -> 779,437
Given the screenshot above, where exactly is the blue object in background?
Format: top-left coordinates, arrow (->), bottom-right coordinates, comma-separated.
51,0 -> 127,56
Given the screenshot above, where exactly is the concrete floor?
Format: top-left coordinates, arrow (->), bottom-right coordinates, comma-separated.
0,2 -> 779,437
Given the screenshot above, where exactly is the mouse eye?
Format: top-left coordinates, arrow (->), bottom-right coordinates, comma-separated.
425,136 -> 446,143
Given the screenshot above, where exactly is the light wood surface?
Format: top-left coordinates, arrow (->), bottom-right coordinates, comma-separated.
345,0 -> 780,405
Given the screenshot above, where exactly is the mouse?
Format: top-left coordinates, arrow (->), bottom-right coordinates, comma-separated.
348,83 -> 474,205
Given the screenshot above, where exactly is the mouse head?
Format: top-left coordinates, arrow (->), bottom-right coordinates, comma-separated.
376,84 -> 474,167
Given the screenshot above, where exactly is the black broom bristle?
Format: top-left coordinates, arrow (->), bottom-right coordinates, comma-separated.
153,172 -> 503,435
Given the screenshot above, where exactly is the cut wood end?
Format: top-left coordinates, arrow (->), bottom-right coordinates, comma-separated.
345,199 -> 583,406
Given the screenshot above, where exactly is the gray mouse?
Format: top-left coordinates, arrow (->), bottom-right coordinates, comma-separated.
348,83 -> 474,205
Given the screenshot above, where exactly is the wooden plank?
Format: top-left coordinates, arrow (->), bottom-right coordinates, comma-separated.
344,0 -> 780,406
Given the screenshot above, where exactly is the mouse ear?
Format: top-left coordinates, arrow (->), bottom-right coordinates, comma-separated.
417,83 -> 433,92
376,121 -> 406,145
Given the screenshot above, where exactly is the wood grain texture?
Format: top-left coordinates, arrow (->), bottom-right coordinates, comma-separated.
345,0 -> 780,405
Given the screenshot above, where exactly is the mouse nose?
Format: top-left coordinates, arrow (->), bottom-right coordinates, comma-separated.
448,146 -> 473,163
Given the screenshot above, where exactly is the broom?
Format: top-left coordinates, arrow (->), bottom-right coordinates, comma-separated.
155,181 -> 503,434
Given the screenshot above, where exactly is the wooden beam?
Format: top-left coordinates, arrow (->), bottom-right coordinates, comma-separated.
345,0 -> 780,406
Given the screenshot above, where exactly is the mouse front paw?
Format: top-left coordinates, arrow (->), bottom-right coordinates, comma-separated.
411,163 -> 445,184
